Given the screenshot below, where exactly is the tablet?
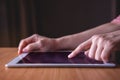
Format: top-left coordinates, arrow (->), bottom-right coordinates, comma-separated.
5,51 -> 116,68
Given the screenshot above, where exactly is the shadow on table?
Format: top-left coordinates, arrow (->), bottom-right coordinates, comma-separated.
115,51 -> 120,67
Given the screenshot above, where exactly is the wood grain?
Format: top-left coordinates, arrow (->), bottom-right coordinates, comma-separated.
0,48 -> 120,80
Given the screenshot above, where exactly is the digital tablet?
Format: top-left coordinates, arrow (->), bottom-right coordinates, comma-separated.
5,51 -> 116,68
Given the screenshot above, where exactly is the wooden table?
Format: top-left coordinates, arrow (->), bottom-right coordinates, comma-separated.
0,48 -> 120,80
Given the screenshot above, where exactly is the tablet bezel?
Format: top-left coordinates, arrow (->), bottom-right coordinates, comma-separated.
5,52 -> 116,68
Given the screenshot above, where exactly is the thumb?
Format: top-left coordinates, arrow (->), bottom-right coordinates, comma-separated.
22,42 -> 40,52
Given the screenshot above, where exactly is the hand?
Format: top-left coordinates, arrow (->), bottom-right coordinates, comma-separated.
18,34 -> 57,54
68,31 -> 120,63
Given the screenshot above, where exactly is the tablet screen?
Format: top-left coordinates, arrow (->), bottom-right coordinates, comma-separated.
18,52 -> 104,64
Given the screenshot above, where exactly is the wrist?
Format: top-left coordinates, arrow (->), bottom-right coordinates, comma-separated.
54,36 -> 73,50
54,37 -> 66,50
51,37 -> 65,51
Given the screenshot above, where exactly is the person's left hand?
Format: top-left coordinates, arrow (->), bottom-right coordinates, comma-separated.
18,34 -> 57,54
68,31 -> 120,63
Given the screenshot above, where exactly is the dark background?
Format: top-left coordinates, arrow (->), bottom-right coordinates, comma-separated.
0,0 -> 119,47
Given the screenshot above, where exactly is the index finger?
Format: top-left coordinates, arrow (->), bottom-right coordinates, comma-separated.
68,38 -> 92,58
18,35 -> 37,54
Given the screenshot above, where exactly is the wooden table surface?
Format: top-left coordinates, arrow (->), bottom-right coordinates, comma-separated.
0,48 -> 120,80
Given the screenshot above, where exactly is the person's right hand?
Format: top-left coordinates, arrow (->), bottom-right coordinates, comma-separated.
68,30 -> 120,63
18,34 -> 57,54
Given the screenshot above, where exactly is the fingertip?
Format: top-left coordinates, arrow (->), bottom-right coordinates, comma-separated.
101,53 -> 109,63
101,56 -> 109,63
18,46 -> 24,54
68,51 -> 76,58
18,50 -> 21,55
17,46 -> 23,55
103,59 -> 109,63
68,54 -> 73,58
103,60 -> 108,64
84,50 -> 89,56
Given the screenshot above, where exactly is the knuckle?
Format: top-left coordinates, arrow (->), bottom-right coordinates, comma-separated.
106,40 -> 114,46
33,34 -> 39,37
27,44 -> 32,50
37,40 -> 45,46
98,36 -> 104,42
33,34 -> 40,41
20,39 -> 26,43
88,54 -> 94,59
37,40 -> 42,44
92,35 -> 100,39
95,56 -> 101,61
38,39 -> 45,43
91,35 -> 102,42
104,40 -> 115,49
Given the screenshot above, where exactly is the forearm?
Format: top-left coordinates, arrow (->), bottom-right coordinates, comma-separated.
55,18 -> 120,50
55,33 -> 85,50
